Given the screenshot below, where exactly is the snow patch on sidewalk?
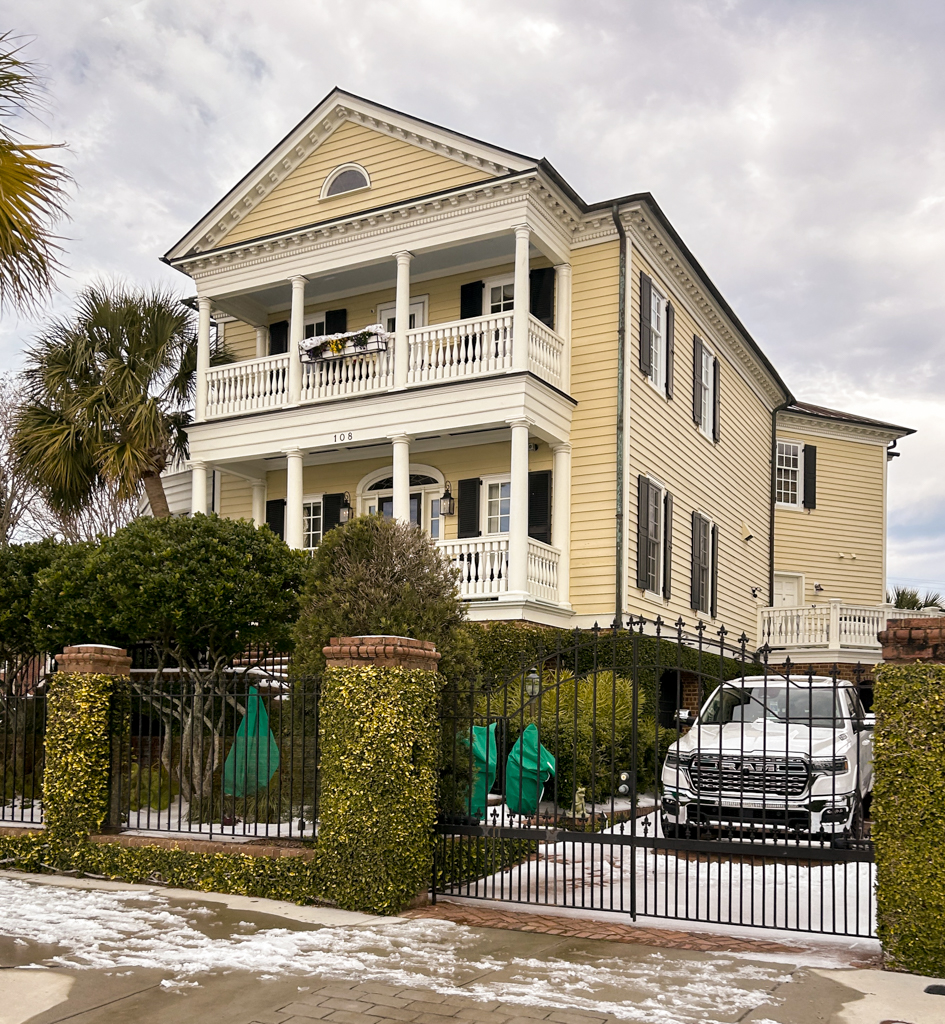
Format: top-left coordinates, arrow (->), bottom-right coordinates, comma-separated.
0,877 -> 791,1024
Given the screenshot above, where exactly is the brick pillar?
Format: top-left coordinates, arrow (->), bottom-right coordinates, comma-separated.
878,617 -> 945,664
54,644 -> 131,835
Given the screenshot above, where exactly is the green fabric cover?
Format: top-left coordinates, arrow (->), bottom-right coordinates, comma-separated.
222,685 -> 280,797
465,722 -> 497,818
505,723 -> 556,815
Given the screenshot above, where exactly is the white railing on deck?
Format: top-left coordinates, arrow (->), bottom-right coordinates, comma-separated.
526,539 -> 560,603
206,354 -> 290,417
527,314 -> 564,389
759,603 -> 939,650
438,537 -> 508,598
407,313 -> 513,384
301,348 -> 393,402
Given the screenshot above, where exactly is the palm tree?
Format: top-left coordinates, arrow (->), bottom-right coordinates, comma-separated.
887,585 -> 943,611
0,33 -> 69,313
14,282 -> 228,518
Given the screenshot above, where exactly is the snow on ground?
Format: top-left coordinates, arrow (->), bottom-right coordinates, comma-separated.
0,876 -> 792,1024
445,812 -> 876,937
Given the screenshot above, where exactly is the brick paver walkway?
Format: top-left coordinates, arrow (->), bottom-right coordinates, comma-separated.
254,979 -> 623,1024
401,900 -> 882,967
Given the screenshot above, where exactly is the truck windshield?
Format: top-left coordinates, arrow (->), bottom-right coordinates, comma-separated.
700,686 -> 846,728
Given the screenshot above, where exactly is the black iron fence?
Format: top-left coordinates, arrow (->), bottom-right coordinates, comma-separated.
434,619 -> 877,937
1,653 -> 51,826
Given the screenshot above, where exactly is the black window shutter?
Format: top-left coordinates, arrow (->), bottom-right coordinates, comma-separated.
639,273 -> 652,375
322,493 -> 345,533
636,475 -> 650,590
663,492 -> 673,599
527,470 -> 552,545
710,523 -> 719,618
460,281 -> 484,320
803,445 -> 817,509
665,303 -> 675,399
712,356 -> 721,442
269,320 -> 288,355
325,308 -> 347,334
529,268 -> 555,329
265,498 -> 285,540
692,336 -> 704,424
690,511 -> 702,611
457,478 -> 481,538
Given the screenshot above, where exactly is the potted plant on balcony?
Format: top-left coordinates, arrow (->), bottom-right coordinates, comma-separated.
300,324 -> 391,362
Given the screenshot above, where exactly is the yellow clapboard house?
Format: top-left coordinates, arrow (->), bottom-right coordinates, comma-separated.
160,88 -> 919,663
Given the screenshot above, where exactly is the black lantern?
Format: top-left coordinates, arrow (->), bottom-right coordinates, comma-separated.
338,492 -> 353,523
440,481 -> 455,517
525,667 -> 541,699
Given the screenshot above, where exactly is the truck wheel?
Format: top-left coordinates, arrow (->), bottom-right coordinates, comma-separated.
849,794 -> 865,841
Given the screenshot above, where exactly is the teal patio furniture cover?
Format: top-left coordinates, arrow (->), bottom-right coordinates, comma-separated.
465,722 -> 497,818
222,685 -> 280,797
505,723 -> 556,816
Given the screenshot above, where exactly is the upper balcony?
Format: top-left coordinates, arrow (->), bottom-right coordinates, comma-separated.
204,309 -> 565,419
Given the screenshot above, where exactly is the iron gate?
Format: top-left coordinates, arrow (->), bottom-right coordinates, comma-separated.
434,620 -> 876,938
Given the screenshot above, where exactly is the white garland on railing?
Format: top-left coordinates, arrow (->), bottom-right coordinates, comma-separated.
299,324 -> 391,360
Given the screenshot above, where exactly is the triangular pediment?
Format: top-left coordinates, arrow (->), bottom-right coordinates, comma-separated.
166,89 -> 537,260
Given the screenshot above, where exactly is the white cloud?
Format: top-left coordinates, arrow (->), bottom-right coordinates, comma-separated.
2,0 -> 944,583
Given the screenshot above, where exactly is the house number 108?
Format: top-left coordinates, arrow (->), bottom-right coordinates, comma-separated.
333,432 -> 353,442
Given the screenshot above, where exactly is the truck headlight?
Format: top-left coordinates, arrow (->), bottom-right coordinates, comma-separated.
664,751 -> 690,770
811,756 -> 849,773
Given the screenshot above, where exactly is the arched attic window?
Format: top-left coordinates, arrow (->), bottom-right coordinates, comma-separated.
320,163 -> 371,199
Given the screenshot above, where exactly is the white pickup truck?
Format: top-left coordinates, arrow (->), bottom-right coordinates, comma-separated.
660,675 -> 874,841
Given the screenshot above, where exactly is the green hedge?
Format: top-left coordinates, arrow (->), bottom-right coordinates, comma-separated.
873,663 -> 945,976
317,664 -> 439,915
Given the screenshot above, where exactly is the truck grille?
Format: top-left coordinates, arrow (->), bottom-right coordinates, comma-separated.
689,754 -> 810,797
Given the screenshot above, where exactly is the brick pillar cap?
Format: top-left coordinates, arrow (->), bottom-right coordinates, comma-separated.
56,643 -> 132,676
323,634 -> 440,670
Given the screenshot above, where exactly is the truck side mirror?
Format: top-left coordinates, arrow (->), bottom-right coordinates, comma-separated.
675,708 -> 696,728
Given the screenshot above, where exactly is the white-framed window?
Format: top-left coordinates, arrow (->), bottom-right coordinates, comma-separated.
320,163 -> 371,200
636,475 -> 672,598
699,343 -> 715,438
303,312 -> 326,341
376,297 -> 428,333
302,496 -> 323,552
648,285 -> 667,393
690,511 -> 718,616
776,441 -> 802,507
482,475 -> 511,534
355,465 -> 444,539
485,275 -> 514,314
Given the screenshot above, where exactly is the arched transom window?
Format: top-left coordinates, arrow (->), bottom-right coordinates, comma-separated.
357,466 -> 444,539
321,163 -> 371,199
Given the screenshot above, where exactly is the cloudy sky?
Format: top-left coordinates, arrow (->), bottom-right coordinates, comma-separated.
2,0 -> 943,593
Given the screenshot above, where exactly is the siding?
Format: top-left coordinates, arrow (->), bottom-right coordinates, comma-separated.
219,474 -> 253,521
568,241 -> 620,617
627,247 -> 772,643
220,320 -> 257,360
225,121 -> 490,245
774,430 -> 886,605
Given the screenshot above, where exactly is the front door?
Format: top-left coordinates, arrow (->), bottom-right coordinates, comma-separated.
773,573 -> 802,606
373,492 -> 422,527
377,300 -> 426,333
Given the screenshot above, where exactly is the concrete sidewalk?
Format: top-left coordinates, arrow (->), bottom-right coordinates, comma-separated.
0,873 -> 942,1024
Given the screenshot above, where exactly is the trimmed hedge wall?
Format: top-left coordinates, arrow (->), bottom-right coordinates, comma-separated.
318,664 -> 439,915
873,663 -> 945,975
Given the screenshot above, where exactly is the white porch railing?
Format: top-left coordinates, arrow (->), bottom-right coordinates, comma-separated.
301,347 -> 393,401
204,312 -> 569,419
438,537 -> 509,598
406,313 -> 513,384
206,354 -> 289,417
526,538 -> 560,603
759,602 -> 939,651
527,314 -> 565,390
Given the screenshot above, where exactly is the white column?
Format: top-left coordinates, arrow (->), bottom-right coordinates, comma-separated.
190,460 -> 208,515
829,596 -> 843,652
554,263 -> 572,392
288,276 -> 306,404
512,225 -> 531,371
507,419 -> 530,598
391,433 -> 411,523
393,251 -> 413,389
552,442 -> 572,607
285,449 -> 304,549
252,481 -> 267,527
255,325 -> 268,359
195,296 -> 211,421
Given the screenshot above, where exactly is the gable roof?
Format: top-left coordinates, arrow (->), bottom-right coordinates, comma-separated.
164,87 -> 539,260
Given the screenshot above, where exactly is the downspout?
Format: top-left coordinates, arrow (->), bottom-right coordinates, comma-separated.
612,204 -> 628,629
768,401 -> 790,606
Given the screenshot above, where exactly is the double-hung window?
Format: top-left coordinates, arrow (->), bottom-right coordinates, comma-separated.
692,337 -> 720,441
486,275 -> 514,315
484,478 -> 511,534
636,476 -> 674,598
690,512 -> 718,617
639,273 -> 675,396
776,439 -> 817,509
302,497 -> 323,552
